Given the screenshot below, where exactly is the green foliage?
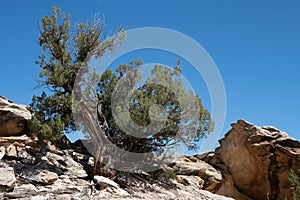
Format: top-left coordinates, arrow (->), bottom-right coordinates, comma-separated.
30,115 -> 65,146
289,169 -> 300,200
288,157 -> 300,200
31,7 -> 212,154
95,59 -> 213,153
30,6 -> 124,145
282,157 -> 300,200
150,168 -> 177,182
164,169 -> 177,180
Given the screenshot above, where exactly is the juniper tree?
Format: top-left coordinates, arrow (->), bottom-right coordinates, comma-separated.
31,7 -> 213,175
30,6 -> 125,145
93,59 -> 214,154
73,58 -> 213,174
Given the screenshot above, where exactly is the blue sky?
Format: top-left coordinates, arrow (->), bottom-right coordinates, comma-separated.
0,1 -> 299,151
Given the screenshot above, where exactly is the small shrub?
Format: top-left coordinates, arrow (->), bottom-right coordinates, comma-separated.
289,169 -> 300,200
28,116 -> 64,146
150,168 -> 176,182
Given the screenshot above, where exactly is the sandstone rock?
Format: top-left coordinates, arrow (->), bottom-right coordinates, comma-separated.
93,175 -> 131,197
0,135 -> 38,147
202,119 -> 300,200
13,183 -> 37,193
6,145 -> 17,157
17,147 -> 36,164
171,155 -> 222,192
0,146 -> 5,160
94,175 -> 120,189
200,190 -> 235,200
25,170 -> 59,185
88,156 -> 95,166
44,150 -> 88,179
63,155 -> 88,178
0,117 -> 234,200
38,170 -> 59,184
9,183 -> 37,198
0,167 -> 16,191
0,142 -> 234,200
0,96 -> 33,136
45,152 -> 64,167
176,175 -> 204,189
29,195 -> 48,200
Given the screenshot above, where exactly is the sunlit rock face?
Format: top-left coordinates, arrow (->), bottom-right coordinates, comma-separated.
200,119 -> 300,200
0,96 -> 32,136
0,134 -> 233,199
1,97 -> 298,200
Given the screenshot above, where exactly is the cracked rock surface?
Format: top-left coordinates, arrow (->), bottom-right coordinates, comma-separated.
0,96 -> 32,137
0,135 -> 234,200
1,98 -> 299,200
200,119 -> 300,200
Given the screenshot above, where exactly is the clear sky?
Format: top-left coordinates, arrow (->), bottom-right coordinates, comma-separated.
0,1 -> 299,151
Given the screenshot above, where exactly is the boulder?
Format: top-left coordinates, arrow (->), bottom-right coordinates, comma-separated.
94,175 -> 120,189
201,119 -> 300,200
0,167 -> 16,191
35,170 -> 59,184
171,155 -> 222,192
176,175 -> 204,189
63,155 -> 88,178
24,170 -> 59,185
6,145 -> 17,157
44,151 -> 88,178
0,96 -> 32,136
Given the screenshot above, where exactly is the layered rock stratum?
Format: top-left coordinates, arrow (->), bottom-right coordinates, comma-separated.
0,96 -> 32,137
0,135 -> 233,200
200,119 -> 300,200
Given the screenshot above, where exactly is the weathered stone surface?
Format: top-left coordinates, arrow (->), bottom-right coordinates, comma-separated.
171,155 -> 222,192
13,183 -> 37,193
0,146 -> 5,160
94,175 -> 130,196
11,183 -> 37,198
0,96 -> 33,136
43,151 -> 88,179
201,119 -> 300,200
0,134 -> 234,200
0,135 -> 38,147
6,145 -> 17,157
94,175 -> 120,189
0,167 -> 16,190
176,175 -> 204,189
63,155 -> 88,178
2,106 -> 300,200
29,170 -> 59,185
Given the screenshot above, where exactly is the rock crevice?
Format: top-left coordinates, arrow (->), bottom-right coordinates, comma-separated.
268,144 -> 279,200
1,97 -> 299,200
0,96 -> 32,136
201,119 -> 300,200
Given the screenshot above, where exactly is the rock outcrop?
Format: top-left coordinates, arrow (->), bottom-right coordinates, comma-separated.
1,97 -> 299,199
0,167 -> 16,192
170,155 -> 222,192
200,119 -> 300,200
0,96 -> 32,136
0,135 -> 233,200
0,97 -> 230,199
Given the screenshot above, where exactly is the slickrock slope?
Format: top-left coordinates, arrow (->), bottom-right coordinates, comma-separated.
200,119 -> 300,200
0,97 -> 233,199
1,97 -> 299,200
0,135 -> 233,200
